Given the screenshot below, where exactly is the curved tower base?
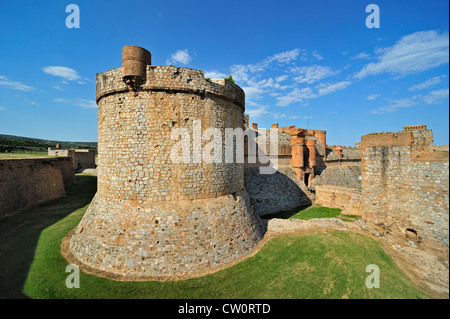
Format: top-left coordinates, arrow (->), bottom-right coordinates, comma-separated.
68,191 -> 263,279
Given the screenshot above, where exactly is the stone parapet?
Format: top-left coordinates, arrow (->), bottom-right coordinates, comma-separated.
96,66 -> 245,111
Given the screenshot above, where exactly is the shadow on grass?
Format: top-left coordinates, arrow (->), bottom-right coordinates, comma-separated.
262,204 -> 312,220
261,204 -> 360,223
0,175 -> 96,299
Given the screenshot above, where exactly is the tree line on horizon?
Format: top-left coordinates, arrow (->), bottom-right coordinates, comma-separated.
0,134 -> 97,153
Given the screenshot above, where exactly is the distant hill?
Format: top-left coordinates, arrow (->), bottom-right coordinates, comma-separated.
0,134 -> 97,152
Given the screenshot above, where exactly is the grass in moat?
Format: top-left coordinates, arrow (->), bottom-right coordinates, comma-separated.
1,175 -> 432,299
0,150 -> 51,159
263,204 -> 360,222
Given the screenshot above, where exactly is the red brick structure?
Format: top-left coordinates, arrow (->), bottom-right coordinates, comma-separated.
276,126 -> 326,186
334,146 -> 343,159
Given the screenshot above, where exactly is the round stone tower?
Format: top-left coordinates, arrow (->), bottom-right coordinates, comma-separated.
67,46 -> 263,280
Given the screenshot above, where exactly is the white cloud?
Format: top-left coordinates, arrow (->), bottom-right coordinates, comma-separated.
246,102 -> 300,120
355,30 -> 449,79
248,78 -> 290,90
0,106 -> 6,111
246,104 -> 270,118
276,87 -> 317,107
372,88 -> 448,114
167,49 -> 192,65
312,50 -> 324,60
242,76 -> 292,101
242,86 -> 265,100
267,49 -> 301,64
230,49 -> 303,83
350,52 -> 371,60
290,65 -> 339,84
0,75 -> 35,91
316,81 -> 352,96
54,98 -> 69,103
276,75 -> 288,82
204,70 -> 227,79
422,88 -> 449,104
367,93 -> 380,100
42,66 -> 81,81
409,75 -> 446,91
54,98 -> 97,109
371,96 -> 421,114
26,100 -> 40,106
230,64 -> 251,83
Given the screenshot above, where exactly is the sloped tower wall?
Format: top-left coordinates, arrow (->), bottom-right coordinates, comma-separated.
68,46 -> 263,280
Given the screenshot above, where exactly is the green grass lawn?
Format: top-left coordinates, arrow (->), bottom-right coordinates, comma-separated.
1,175 -> 432,299
263,204 -> 360,222
0,150 -> 51,159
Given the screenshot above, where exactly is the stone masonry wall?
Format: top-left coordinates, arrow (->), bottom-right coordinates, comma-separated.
242,128 -> 313,215
0,157 -> 74,218
361,130 -> 449,250
315,185 -> 362,215
69,59 -> 263,280
313,165 -> 362,188
244,165 -> 311,216
49,148 -> 96,170
71,150 -> 96,170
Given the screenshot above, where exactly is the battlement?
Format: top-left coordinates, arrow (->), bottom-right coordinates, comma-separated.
361,126 -> 434,158
403,124 -> 427,131
361,131 -> 414,149
96,67 -> 245,110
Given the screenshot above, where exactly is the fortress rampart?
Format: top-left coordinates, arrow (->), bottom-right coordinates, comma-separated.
0,157 -> 74,218
315,185 -> 362,215
48,147 -> 96,171
361,128 -> 449,250
68,46 -> 263,280
96,66 -> 245,110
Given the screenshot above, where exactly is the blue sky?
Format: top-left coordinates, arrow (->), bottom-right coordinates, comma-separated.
0,0 -> 448,146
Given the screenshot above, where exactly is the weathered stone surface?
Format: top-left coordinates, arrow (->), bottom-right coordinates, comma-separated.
48,148 -> 96,170
315,185 -> 362,215
68,46 -> 263,279
0,157 -> 74,217
244,166 -> 311,216
314,165 -> 362,188
361,129 -> 449,251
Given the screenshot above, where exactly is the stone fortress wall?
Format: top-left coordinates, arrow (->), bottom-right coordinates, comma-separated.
307,134 -> 362,215
243,125 -> 312,216
48,147 -> 96,171
0,44 -> 446,285
361,126 -> 449,251
314,185 -> 362,215
0,157 -> 74,218
68,46 -> 263,280
244,122 -> 448,250
242,121 -> 364,216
